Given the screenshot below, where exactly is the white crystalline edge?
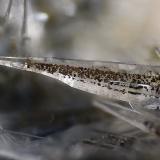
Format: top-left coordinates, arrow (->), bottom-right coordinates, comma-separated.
0,60 -> 26,70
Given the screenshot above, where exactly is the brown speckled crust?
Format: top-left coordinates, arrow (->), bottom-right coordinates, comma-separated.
26,62 -> 160,98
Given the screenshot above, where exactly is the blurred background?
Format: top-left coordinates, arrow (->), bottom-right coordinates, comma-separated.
0,0 -> 160,160
1,0 -> 160,63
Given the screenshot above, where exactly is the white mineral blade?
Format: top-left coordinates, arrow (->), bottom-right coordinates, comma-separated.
0,56 -> 160,107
